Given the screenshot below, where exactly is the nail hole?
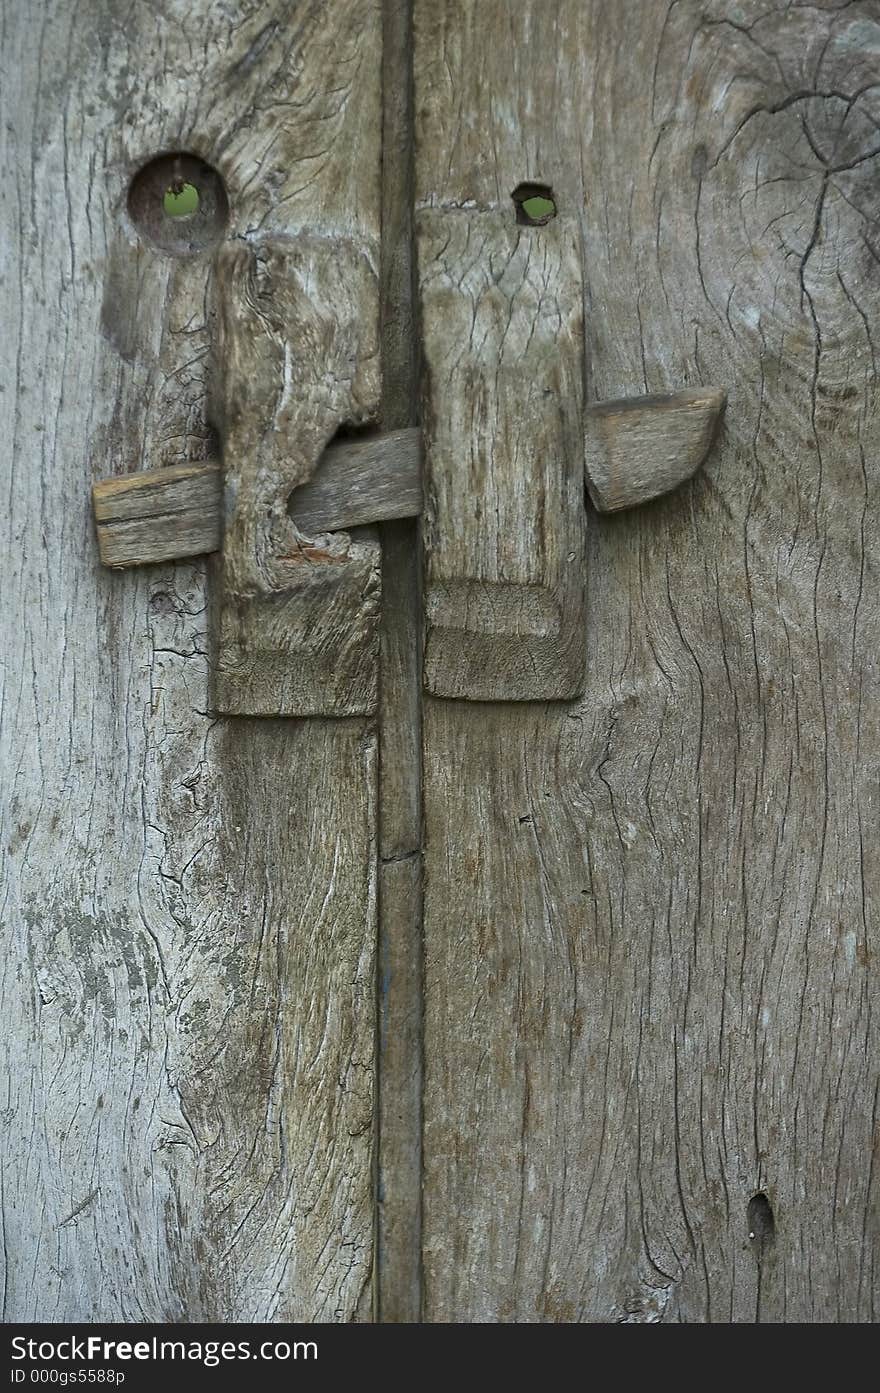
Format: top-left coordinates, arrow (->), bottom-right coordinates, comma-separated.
512,182 -> 557,226
128,153 -> 228,257
163,182 -> 199,219
747,1193 -> 775,1251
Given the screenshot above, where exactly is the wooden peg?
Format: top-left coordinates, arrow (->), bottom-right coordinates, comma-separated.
583,387 -> 727,513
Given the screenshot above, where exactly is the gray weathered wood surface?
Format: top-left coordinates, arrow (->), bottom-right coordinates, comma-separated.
416,0 -> 880,1321
0,0 -> 380,1321
5,0 -> 879,1329
93,429 -> 421,569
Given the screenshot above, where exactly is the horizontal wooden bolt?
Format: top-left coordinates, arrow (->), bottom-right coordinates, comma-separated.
92,462 -> 223,568
93,393 -> 726,570
92,427 -> 423,569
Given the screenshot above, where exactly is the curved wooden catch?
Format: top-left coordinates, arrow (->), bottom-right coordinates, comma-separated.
584,387 -> 727,513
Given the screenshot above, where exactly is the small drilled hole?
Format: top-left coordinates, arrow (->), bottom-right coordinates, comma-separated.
163,182 -> 200,219
129,153 -> 228,257
512,182 -> 557,226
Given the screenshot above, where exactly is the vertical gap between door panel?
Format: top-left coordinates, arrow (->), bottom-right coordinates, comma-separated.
375,0 -> 424,1322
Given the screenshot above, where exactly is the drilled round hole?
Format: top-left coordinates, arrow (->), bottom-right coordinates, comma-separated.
128,153 -> 228,256
512,182 -> 557,226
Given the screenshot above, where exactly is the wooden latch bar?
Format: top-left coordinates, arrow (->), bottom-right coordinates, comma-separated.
92,231 -> 725,714
93,391 -> 725,710
93,429 -> 423,570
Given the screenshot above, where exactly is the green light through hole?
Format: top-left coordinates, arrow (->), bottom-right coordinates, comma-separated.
521,195 -> 555,221
163,182 -> 200,218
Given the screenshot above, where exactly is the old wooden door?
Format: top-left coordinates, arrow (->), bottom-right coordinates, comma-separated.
413,0 -> 880,1323
1,0 -> 386,1322
2,0 -> 878,1325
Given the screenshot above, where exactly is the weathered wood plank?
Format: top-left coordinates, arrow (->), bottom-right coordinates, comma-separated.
416,194 -> 587,701
417,0 -> 880,1322
1,0 -> 380,1321
584,389 -> 727,513
92,430 -> 421,569
212,234 -> 382,717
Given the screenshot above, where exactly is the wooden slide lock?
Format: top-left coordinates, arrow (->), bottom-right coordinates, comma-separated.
92,234 -> 725,713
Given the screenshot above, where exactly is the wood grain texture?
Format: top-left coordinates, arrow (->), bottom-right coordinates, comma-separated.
212,236 -> 381,717
416,208 -> 587,700
418,0 -> 880,1322
1,0 -> 380,1322
584,389 -> 727,513
93,430 -> 420,569
93,463 -> 223,566
290,428 -> 422,534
